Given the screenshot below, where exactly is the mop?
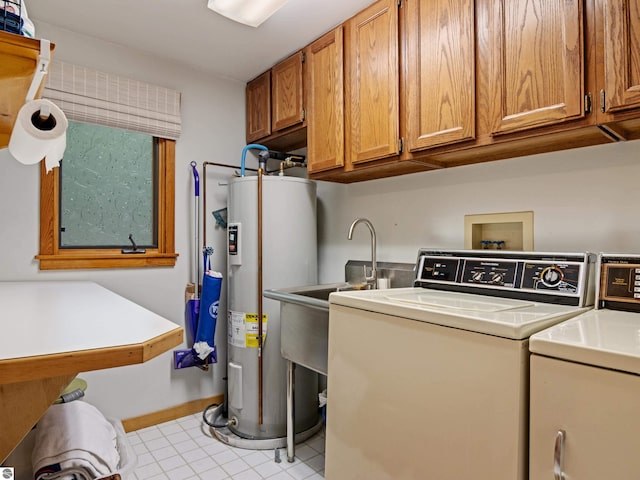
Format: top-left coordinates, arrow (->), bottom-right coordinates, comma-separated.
174,163 -> 222,369
192,247 -> 222,361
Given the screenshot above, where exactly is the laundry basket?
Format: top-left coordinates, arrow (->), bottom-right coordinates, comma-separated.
0,0 -> 34,37
0,1 -> 22,34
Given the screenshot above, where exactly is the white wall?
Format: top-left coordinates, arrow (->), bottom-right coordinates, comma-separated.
316,140 -> 640,283
0,22 -> 247,420
3,21 -> 640,422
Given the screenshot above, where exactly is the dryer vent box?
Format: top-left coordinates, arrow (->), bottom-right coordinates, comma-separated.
464,211 -> 534,251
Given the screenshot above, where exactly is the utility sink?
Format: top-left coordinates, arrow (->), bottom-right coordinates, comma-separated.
264,261 -> 415,376
264,283 -> 365,375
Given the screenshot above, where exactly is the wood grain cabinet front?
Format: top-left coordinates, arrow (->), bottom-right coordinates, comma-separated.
245,51 -> 305,149
245,70 -> 271,143
596,0 -> 640,138
404,0 -> 477,152
344,0 -> 400,167
304,27 -> 345,174
486,0 -> 589,135
247,0 -> 640,182
271,50 -> 304,132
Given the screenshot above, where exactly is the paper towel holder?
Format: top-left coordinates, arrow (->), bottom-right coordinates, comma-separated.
25,38 -> 51,103
30,106 -> 56,131
37,101 -> 51,120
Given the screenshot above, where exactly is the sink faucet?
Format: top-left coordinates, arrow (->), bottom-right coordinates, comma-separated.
348,218 -> 377,289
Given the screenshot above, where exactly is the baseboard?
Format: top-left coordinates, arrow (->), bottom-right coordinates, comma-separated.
121,394 -> 224,432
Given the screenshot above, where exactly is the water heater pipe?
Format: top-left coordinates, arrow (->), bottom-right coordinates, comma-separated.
257,165 -> 264,425
202,161 -> 257,249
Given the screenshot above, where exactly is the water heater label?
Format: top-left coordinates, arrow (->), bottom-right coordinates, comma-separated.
245,313 -> 268,348
228,311 -> 246,347
228,310 -> 268,348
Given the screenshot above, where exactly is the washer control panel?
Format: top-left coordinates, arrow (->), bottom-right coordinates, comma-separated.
415,249 -> 594,306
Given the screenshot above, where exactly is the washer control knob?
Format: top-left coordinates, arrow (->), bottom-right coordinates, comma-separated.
541,266 -> 564,287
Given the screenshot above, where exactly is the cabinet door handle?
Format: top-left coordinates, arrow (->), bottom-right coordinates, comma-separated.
553,430 -> 566,480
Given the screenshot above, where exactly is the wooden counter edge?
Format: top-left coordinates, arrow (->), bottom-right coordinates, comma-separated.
0,327 -> 183,385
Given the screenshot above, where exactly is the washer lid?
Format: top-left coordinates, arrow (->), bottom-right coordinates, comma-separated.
330,287 -> 590,340
386,291 -> 534,312
530,309 -> 640,375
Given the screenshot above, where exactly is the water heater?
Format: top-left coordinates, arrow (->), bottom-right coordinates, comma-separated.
226,175 -> 319,442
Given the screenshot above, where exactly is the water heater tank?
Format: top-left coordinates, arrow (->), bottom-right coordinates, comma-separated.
226,175 -> 319,441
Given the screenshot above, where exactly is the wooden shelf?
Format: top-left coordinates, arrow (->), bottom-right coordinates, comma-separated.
0,30 -> 55,149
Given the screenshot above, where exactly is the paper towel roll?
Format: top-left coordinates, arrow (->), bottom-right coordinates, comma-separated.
9,99 -> 68,172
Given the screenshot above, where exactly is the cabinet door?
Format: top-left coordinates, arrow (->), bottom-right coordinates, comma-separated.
600,0 -> 640,113
405,0 -> 476,151
345,0 -> 400,165
530,355 -> 640,480
489,0 -> 586,134
305,28 -> 345,174
271,51 -> 304,132
246,71 -> 271,143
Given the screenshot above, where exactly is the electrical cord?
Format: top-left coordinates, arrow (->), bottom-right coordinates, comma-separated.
202,402 -> 231,428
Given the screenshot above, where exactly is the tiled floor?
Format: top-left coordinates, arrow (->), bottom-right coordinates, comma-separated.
126,414 -> 325,480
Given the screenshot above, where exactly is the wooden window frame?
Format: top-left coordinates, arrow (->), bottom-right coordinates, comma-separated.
36,138 -> 178,270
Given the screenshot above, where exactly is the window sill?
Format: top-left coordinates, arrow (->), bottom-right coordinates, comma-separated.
35,252 -> 179,270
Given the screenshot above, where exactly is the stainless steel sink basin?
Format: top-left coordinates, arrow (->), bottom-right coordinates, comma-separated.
264,283 -> 365,375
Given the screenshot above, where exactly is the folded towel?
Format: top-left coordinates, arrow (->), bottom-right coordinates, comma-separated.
32,401 -> 120,480
34,462 -> 96,480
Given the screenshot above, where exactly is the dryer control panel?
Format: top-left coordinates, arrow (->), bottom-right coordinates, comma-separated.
415,249 -> 594,307
598,254 -> 640,312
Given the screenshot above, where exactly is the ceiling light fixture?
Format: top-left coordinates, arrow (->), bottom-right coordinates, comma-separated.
207,0 -> 289,28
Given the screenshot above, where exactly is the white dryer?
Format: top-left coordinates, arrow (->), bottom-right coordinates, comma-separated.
529,253 -> 640,480
325,249 -> 595,480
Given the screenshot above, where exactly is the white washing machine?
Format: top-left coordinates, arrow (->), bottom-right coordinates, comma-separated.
529,253 -> 640,480
324,249 -> 595,480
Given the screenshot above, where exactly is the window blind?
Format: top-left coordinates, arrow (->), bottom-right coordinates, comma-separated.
43,60 -> 182,140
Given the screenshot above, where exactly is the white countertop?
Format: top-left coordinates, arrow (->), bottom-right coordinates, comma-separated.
0,280 -> 184,462
530,308 -> 640,375
0,280 -> 180,361
329,287 -> 592,340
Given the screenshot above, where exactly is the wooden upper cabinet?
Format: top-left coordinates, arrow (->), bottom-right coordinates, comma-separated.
405,0 -> 476,151
345,0 -> 400,166
599,0 -> 640,114
246,71 -> 271,143
271,51 -> 304,131
488,0 -> 587,135
304,27 -> 345,174
245,51 -> 304,145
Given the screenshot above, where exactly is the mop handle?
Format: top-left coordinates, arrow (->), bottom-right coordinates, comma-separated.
191,161 -> 200,299
191,161 -> 200,196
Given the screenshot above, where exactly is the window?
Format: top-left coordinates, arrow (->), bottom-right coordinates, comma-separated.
60,121 -> 156,249
37,60 -> 180,270
37,135 -> 176,270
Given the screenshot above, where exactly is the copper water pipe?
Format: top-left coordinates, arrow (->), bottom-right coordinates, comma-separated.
201,159 -> 267,424
257,166 -> 264,425
202,161 -> 257,249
